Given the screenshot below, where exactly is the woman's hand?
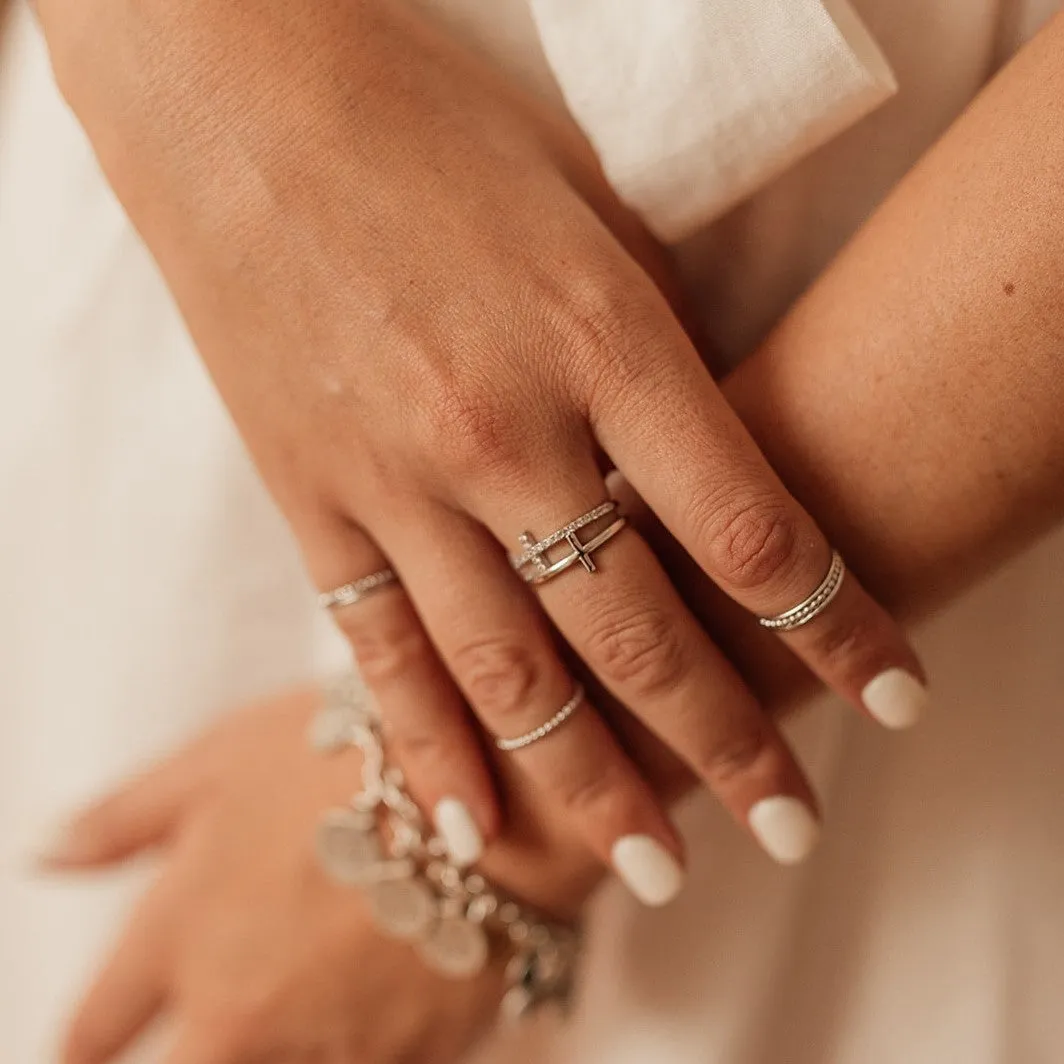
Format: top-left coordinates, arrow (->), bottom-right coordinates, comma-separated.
47,690 -> 519,1064
39,0 -> 926,885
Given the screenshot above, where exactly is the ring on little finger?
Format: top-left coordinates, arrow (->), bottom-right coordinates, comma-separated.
319,568 -> 400,610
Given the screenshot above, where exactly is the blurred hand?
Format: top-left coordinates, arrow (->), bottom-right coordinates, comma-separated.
45,690 -> 508,1064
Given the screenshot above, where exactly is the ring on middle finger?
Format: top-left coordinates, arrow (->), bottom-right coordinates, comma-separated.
510,500 -> 627,586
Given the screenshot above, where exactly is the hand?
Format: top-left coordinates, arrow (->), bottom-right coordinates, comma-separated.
46,691 -> 517,1064
43,0 -> 926,885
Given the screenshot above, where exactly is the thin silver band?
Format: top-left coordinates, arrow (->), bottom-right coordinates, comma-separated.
495,685 -> 585,752
511,501 -> 626,586
757,550 -> 846,631
319,568 -> 399,611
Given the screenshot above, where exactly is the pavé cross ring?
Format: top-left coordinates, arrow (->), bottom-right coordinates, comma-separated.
510,501 -> 627,586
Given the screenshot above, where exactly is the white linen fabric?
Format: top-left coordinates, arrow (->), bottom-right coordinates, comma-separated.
2,2 -> 1063,1063
529,0 -> 897,240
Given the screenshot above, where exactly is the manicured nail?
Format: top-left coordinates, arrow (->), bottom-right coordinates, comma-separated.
748,796 -> 820,865
611,835 -> 684,907
862,668 -> 928,730
433,798 -> 484,868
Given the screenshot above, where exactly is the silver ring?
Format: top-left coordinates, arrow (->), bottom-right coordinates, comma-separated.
318,568 -> 399,611
511,501 -> 627,586
495,685 -> 585,752
757,550 -> 846,631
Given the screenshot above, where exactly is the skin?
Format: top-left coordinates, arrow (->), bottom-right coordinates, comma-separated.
30,0 -> 924,878
41,11 -> 1064,1063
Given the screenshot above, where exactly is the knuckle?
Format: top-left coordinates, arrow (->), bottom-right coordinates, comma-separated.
556,270 -> 632,357
806,603 -> 905,686
808,608 -> 878,666
699,491 -> 803,592
548,272 -> 667,411
556,761 -> 633,823
451,634 -> 542,723
381,716 -> 447,765
422,381 -> 523,483
693,725 -> 770,788
343,609 -> 433,687
582,603 -> 687,697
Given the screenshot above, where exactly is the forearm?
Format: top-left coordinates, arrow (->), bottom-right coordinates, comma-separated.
675,11 -> 1064,715
486,13 -> 1064,913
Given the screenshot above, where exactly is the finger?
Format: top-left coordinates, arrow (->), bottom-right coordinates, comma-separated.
161,1026 -> 243,1064
62,886 -> 170,1064
39,757 -> 197,871
590,312 -> 928,729
475,459 -> 823,868
298,509 -> 500,866
380,505 -> 687,905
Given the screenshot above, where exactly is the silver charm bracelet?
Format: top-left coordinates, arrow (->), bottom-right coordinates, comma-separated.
309,675 -> 582,1021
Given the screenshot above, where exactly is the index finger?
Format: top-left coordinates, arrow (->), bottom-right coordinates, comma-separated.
592,312 -> 928,729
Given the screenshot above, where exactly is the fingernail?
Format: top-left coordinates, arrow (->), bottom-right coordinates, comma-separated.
862,668 -> 928,730
748,796 -> 820,865
433,798 -> 484,868
611,835 -> 685,907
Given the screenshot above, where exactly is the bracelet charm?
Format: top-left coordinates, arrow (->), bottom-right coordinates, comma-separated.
309,674 -> 581,1019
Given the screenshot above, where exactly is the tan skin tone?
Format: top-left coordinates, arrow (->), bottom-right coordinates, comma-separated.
32,0 -> 925,880
33,7 -> 1064,1064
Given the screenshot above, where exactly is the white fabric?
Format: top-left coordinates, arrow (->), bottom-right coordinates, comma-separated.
529,0 -> 897,239
2,1 -> 1063,1063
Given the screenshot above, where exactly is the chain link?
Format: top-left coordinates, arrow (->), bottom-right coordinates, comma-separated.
311,674 -> 581,1020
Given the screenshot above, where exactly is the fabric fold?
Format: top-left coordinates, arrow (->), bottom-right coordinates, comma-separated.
529,0 -> 897,241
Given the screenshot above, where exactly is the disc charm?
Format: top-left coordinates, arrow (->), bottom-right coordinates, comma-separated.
417,916 -> 490,978
316,808 -> 381,886
366,878 -> 436,940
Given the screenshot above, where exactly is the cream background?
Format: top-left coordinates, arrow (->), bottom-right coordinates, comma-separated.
2,2 -> 1062,1061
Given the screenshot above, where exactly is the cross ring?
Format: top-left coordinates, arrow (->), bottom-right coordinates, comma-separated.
510,501 -> 627,586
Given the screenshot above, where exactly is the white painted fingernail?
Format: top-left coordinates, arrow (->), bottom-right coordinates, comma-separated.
862,668 -> 928,730
611,835 -> 685,907
748,796 -> 820,865
433,799 -> 484,868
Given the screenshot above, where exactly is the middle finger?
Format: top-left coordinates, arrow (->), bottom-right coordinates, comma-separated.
472,457 -> 823,867
378,503 -> 688,905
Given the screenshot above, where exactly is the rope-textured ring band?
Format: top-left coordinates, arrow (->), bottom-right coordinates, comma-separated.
495,685 -> 585,752
318,568 -> 399,611
757,550 -> 846,632
511,501 -> 627,586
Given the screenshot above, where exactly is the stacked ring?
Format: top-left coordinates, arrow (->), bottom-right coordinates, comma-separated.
511,501 -> 627,586
757,550 -> 846,631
